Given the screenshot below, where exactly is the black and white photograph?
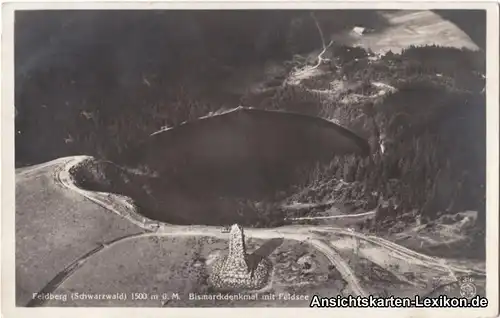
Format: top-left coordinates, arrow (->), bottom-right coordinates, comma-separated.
2,2 -> 499,317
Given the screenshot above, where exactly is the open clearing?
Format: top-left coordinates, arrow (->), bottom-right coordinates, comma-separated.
17,157 -> 485,307
14,9 -> 487,308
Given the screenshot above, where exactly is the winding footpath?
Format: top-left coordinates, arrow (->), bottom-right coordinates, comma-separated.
20,156 -> 485,305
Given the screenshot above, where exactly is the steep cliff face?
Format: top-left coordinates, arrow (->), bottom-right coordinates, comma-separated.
15,10 -> 389,165
16,10 -> 486,234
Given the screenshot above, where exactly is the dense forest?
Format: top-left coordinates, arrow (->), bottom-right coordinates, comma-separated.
16,10 -> 486,234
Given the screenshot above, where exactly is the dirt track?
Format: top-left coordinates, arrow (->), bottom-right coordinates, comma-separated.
16,156 -> 485,306
14,10 -> 487,306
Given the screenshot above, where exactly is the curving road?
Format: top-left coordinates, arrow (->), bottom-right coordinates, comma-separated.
16,155 -> 484,305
